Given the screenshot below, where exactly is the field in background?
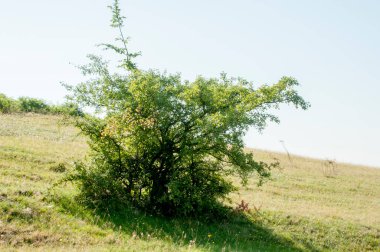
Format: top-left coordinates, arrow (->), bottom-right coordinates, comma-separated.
0,114 -> 379,251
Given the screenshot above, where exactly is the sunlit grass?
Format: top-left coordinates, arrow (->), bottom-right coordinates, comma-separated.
0,113 -> 379,251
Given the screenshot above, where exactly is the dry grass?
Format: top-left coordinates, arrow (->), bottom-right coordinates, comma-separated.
0,113 -> 379,251
232,148 -> 380,229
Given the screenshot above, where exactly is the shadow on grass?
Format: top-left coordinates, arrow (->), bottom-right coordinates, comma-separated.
54,195 -> 318,252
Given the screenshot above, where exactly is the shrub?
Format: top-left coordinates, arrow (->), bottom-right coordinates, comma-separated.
0,93 -> 14,113
18,97 -> 49,113
51,103 -> 84,117
0,93 -> 21,113
0,93 -> 84,116
65,0 -> 309,216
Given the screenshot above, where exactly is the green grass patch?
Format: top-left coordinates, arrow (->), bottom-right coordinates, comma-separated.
0,114 -> 379,251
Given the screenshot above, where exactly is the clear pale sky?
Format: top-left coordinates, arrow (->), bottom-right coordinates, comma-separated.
1,0 -> 379,167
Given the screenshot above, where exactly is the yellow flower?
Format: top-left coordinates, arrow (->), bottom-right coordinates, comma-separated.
207,233 -> 212,238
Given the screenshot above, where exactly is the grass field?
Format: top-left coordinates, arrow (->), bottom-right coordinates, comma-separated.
0,113 -> 379,251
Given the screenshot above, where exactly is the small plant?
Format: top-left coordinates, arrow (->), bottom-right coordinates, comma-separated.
322,159 -> 337,178
17,190 -> 34,197
235,200 -> 250,212
280,140 -> 296,169
50,163 -> 67,173
251,202 -> 263,215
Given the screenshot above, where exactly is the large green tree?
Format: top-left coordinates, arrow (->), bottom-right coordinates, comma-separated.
66,0 -> 309,216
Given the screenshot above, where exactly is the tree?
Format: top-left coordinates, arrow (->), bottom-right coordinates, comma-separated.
65,0 -> 309,216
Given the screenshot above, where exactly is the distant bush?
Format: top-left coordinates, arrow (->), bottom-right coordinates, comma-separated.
51,103 -> 84,117
0,93 -> 14,113
0,93 -> 84,116
0,94 -> 22,113
18,97 -> 50,113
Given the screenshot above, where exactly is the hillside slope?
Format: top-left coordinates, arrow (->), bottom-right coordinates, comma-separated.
0,114 -> 379,251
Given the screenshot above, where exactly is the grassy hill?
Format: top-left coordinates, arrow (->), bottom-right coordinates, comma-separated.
0,113 -> 379,251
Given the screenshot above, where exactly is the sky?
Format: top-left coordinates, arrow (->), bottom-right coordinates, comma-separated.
1,0 -> 379,167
